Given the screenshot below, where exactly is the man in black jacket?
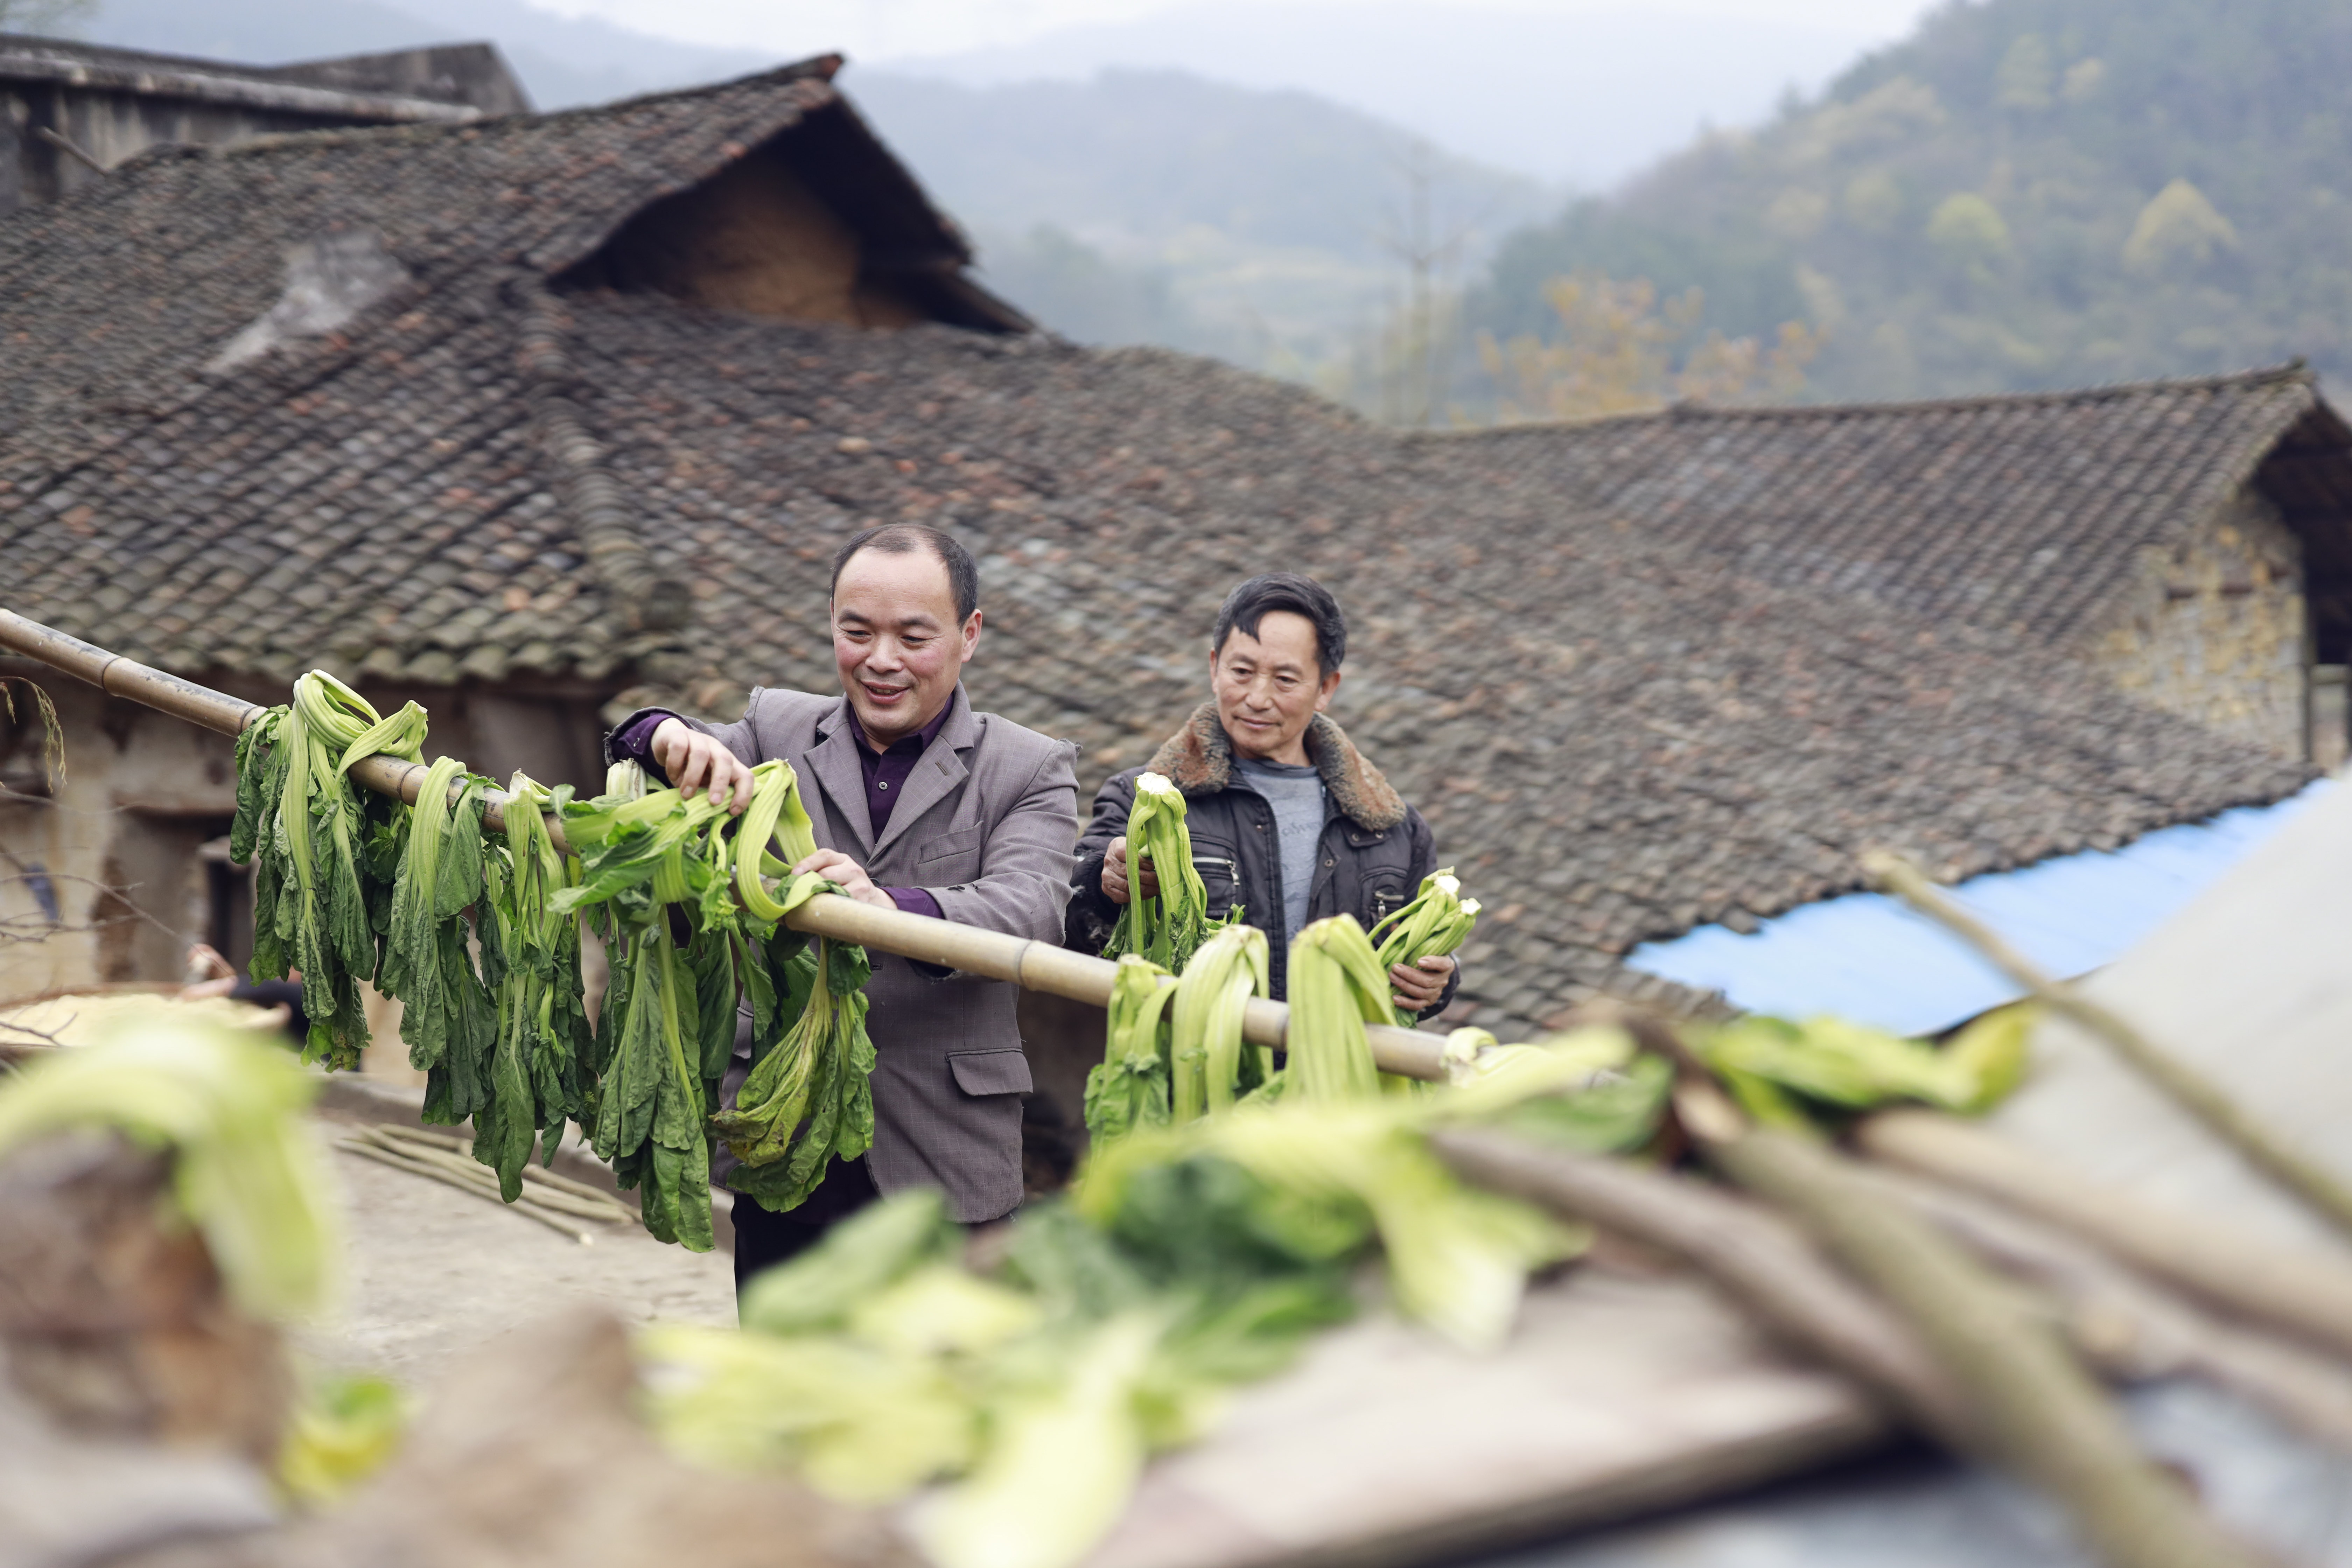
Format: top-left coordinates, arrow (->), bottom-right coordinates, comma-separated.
1066,573 -> 1460,1017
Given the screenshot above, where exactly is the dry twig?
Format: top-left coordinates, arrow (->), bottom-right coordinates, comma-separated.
1863,849 -> 2352,1248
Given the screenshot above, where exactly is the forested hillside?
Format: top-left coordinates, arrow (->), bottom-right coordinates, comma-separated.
1466,0 -> 2352,402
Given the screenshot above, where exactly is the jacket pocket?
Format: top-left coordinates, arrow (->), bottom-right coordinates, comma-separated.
915,825 -> 986,885
1363,872 -> 1412,934
1194,854 -> 1241,921
949,1048 -> 1034,1098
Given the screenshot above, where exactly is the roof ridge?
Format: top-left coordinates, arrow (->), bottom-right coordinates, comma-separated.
1414,362 -> 2321,441
136,53 -> 844,166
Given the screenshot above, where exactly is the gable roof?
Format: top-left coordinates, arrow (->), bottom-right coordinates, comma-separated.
0,55 -> 1018,449
0,72 -> 2318,1035
1432,367 -> 2352,654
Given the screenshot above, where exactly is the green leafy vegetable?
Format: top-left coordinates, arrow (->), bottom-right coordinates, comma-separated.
473,772 -> 595,1200
1279,915 -> 1392,1101
1101,772 -> 1235,974
1696,1008 -> 2033,1132
379,755 -> 498,1128
278,1370 -> 406,1507
1367,867 -> 1479,1024
717,932 -> 877,1215
1168,921 -> 1270,1119
1083,955 -> 1177,1146
232,671 -> 428,1069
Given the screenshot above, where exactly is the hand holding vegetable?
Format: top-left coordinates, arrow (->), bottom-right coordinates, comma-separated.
1100,837 -> 1159,905
1389,955 -> 1454,1015
795,847 -> 896,911
650,716 -> 755,814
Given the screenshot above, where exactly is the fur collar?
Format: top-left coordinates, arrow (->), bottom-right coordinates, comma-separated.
1143,701 -> 1406,832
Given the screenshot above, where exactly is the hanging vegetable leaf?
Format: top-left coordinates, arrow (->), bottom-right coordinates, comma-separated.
1167,922 -> 1269,1120
1083,955 -> 1178,1148
471,772 -> 595,1200
1695,1009 -> 2033,1132
718,932 -> 877,1214
378,755 -> 500,1128
232,671 -> 427,1070
1280,916 -> 1391,1102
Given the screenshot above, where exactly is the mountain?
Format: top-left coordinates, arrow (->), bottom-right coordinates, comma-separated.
1465,0 -> 2352,402
846,65 -> 1553,365
869,1 -> 1891,190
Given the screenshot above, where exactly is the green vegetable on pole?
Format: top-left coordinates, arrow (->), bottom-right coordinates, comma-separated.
1279,915 -> 1392,1102
1083,954 -> 1178,1147
1168,921 -> 1270,1120
230,670 -> 427,1070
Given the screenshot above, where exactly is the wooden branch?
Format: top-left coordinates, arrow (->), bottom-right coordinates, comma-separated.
1677,1076 -> 2280,1568
1858,1108 -> 2352,1365
1431,1127 -> 1970,1445
1863,849 -> 2352,1247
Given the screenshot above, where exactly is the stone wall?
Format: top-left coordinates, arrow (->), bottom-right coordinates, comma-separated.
2086,485 -> 2311,757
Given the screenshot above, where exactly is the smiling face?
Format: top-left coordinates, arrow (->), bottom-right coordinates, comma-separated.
830,544 -> 981,747
1210,609 -> 1340,766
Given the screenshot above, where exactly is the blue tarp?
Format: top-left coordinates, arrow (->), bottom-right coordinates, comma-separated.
1624,781 -> 2334,1037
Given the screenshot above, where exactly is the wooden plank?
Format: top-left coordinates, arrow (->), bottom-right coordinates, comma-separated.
1083,1269 -> 1885,1568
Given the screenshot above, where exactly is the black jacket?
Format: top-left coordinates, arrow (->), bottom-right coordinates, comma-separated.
1066,703 -> 1461,1018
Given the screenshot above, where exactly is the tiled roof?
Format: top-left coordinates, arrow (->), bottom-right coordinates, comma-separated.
1434,371 -> 2352,647
0,71 -> 2318,1034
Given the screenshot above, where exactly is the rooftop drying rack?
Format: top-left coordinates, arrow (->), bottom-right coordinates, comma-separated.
0,606 -> 1448,1081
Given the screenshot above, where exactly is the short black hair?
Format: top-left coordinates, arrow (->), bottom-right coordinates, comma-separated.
830,524 -> 980,624
1211,573 -> 1346,676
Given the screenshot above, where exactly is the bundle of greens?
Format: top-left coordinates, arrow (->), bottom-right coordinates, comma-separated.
553,757 -> 877,1244
231,671 -> 428,1070
1367,868 -> 1479,1024
1279,916 -> 1394,1101
1168,922 -> 1270,1120
378,755 -> 498,1129
709,760 -> 877,1216
1083,955 -> 1179,1147
471,772 -> 595,1200
1695,1007 -> 2033,1133
1101,772 -> 1234,974
717,931 -> 876,1215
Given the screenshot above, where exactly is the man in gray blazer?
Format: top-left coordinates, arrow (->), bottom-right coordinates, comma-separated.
605,523 -> 1078,1286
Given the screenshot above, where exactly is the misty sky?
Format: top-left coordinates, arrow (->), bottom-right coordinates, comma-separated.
524,0 -> 1940,70
515,0 -> 1947,184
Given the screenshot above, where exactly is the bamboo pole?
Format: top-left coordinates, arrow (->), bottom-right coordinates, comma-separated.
1862,848 -> 2352,1248
0,607 -> 1446,1080
1673,1076 -> 2280,1568
1858,1108 -> 2352,1364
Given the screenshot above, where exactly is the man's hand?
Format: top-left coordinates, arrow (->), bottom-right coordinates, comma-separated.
1390,955 -> 1455,1016
794,848 -> 896,911
651,717 -> 754,814
1101,838 -> 1161,905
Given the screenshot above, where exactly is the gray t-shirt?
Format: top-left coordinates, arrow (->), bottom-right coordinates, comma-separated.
1234,757 -> 1328,945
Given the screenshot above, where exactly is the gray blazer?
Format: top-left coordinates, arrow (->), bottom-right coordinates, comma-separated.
648,685 -> 1078,1223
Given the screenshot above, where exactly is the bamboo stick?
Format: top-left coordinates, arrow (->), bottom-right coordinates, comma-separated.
1858,1109 -> 2352,1364
1863,848 -> 2352,1247
1853,1157 -> 2352,1455
1431,1127 -> 1969,1445
0,606 -> 1448,1080
1674,1076 -> 2280,1568
334,1136 -> 598,1244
